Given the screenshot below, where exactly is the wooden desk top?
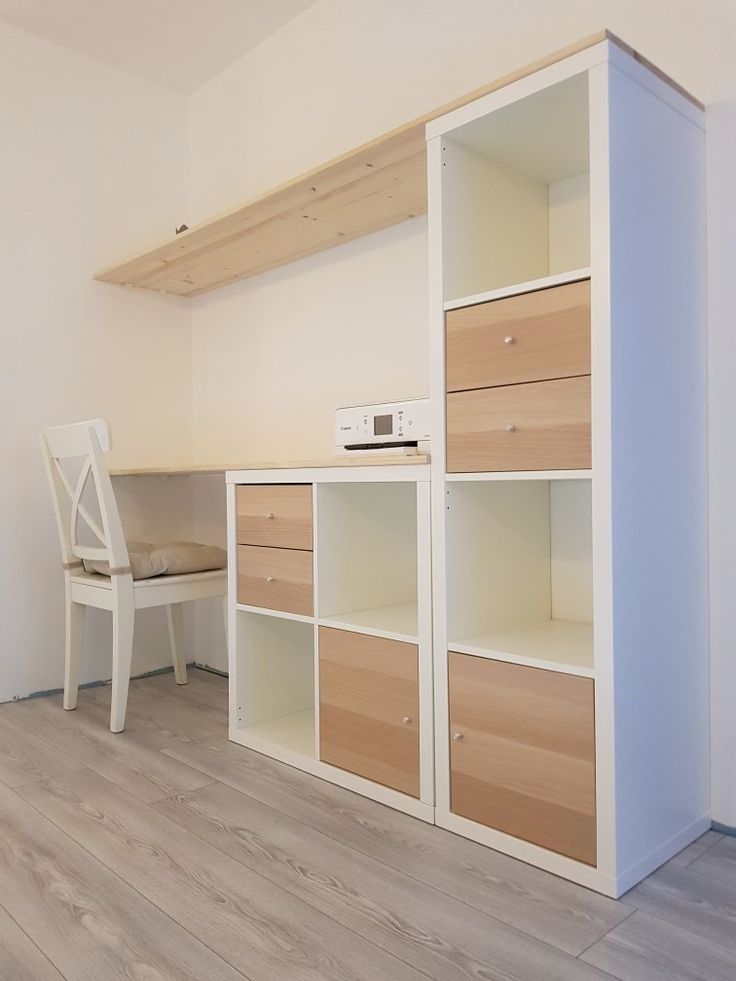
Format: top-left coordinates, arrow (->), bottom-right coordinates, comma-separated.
110,454 -> 430,477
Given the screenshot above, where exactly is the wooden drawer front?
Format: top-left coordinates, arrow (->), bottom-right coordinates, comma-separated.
319,627 -> 419,798
446,280 -> 591,392
446,376 -> 591,473
236,484 -> 313,550
237,545 -> 313,616
448,652 -> 596,865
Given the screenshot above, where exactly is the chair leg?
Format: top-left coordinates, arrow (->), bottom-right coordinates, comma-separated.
63,587 -> 86,711
110,579 -> 135,734
167,603 -> 187,685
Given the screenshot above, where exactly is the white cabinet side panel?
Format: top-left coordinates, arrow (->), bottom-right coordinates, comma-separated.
608,65 -> 709,876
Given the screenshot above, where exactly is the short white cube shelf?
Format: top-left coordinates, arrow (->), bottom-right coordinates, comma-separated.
226,465 -> 433,822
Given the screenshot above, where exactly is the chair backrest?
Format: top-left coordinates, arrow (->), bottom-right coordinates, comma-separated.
40,419 -> 129,574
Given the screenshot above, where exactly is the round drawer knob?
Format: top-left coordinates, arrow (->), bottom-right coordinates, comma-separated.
401,716 -> 412,725
504,424 -> 516,433
265,512 -> 274,520
452,731 -> 464,741
266,576 -> 275,583
504,336 -> 515,345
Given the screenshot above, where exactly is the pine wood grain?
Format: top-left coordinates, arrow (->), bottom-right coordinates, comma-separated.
0,714 -> 81,789
94,32 -> 701,298
0,673 -> 725,981
83,680 -> 228,742
446,279 -> 591,392
0,905 -> 65,981
0,783 -> 246,981
6,694 -> 214,803
161,736 -> 627,955
20,769 -> 427,981
319,627 -> 419,796
153,780 -> 611,981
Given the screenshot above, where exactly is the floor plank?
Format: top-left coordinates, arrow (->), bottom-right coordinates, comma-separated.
623,861 -> 736,953
20,769 -> 430,981
153,780 -> 617,978
82,679 -> 227,742
161,737 -> 627,956
667,830 -> 724,868
581,909 -> 736,981
6,695 -> 215,803
686,832 -> 736,884
0,784 -> 247,981
3,673 -> 732,981
0,713 -> 82,789
0,904 -> 65,981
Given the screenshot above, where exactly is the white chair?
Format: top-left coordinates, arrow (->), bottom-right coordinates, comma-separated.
40,419 -> 227,733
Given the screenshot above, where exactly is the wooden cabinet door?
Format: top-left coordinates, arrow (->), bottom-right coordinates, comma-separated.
236,485 -> 313,550
237,545 -> 313,615
446,279 -> 590,392
319,627 -> 419,797
446,375 -> 591,472
448,652 -> 596,865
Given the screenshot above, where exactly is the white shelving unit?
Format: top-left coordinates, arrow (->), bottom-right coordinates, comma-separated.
226,464 -> 433,823
219,34 -> 706,901
429,37 -> 708,896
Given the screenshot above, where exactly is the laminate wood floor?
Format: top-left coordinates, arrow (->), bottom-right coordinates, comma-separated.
0,669 -> 732,981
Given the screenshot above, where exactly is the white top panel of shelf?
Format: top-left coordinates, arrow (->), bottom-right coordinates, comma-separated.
227,461 -> 430,484
444,268 -> 591,312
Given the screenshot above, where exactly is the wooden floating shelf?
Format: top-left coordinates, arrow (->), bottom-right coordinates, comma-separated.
94,31 -> 699,299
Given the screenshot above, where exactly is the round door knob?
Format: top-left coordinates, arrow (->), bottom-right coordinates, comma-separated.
504,424 -> 516,433
504,335 -> 515,345
265,512 -> 274,520
266,576 -> 275,582
452,731 -> 464,741
401,716 -> 412,725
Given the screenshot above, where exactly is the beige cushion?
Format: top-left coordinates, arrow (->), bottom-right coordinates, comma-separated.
83,541 -> 227,580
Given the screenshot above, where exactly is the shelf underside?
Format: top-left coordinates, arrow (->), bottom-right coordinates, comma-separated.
450,619 -> 594,676
92,32 -> 657,299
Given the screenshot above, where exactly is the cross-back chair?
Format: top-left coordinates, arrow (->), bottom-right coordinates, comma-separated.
40,419 -> 226,732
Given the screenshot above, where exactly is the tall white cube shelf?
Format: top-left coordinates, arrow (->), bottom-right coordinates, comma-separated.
428,39 -> 708,895
226,465 -> 433,822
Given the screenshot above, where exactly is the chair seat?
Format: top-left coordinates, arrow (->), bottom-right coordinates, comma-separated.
70,567 -> 227,612
70,568 -> 227,589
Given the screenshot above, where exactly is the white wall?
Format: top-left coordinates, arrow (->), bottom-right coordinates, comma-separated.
0,23 -> 193,701
186,0 -> 736,821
